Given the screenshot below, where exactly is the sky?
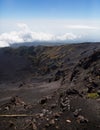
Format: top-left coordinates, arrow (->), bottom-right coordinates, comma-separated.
0,0 -> 100,47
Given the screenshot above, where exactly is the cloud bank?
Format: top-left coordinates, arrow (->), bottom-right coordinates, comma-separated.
65,25 -> 99,30
0,23 -> 82,47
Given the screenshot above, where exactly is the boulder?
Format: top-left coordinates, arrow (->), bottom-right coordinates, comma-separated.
39,97 -> 47,104
77,115 -> 88,123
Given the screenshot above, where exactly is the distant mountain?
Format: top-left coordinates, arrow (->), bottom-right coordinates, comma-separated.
10,41 -> 100,48
9,41 -> 62,48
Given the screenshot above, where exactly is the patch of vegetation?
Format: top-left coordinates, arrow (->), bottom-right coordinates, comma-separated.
87,93 -> 99,99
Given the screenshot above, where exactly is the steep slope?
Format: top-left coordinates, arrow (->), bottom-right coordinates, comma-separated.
0,43 -> 99,82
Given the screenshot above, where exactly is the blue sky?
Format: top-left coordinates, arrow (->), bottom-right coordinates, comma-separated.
0,0 -> 100,47
0,0 -> 100,19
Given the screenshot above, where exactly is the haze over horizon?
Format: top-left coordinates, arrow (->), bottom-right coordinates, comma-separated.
0,0 -> 100,47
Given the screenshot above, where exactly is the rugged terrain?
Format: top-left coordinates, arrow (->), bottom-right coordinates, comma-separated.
0,43 -> 100,130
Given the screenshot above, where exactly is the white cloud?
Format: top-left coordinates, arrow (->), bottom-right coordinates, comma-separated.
17,23 -> 31,32
55,33 -> 79,40
0,41 -> 9,47
0,23 -> 81,47
65,25 -> 99,30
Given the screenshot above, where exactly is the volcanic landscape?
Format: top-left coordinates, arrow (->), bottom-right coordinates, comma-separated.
0,43 -> 100,130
